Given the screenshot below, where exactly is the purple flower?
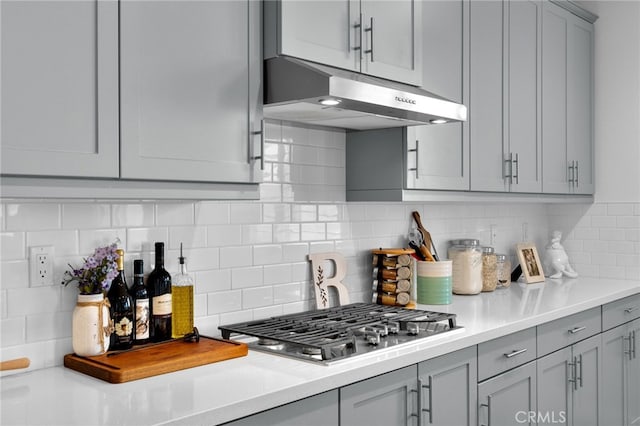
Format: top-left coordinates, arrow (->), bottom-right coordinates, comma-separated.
61,242 -> 121,295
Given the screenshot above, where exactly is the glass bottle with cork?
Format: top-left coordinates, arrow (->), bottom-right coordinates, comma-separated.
107,249 -> 134,350
129,259 -> 150,344
172,243 -> 194,338
148,242 -> 172,342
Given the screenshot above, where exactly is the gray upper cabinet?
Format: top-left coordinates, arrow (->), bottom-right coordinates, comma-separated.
120,0 -> 262,183
1,0 -> 119,178
470,0 -> 542,194
542,2 -> 595,195
266,0 -> 422,86
406,0 -> 468,191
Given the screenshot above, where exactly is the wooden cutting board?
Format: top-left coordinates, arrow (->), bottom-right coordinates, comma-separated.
64,336 -> 247,383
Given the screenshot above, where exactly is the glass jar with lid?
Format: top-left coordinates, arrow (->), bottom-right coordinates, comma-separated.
448,239 -> 482,295
481,246 -> 497,292
496,254 -> 512,288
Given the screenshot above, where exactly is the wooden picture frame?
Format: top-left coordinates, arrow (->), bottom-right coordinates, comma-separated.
516,243 -> 545,283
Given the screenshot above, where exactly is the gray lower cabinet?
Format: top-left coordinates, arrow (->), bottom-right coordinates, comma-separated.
477,361 -> 537,426
418,346 -> 477,426
537,334 -> 602,426
340,365 -> 419,426
1,0 -> 119,178
601,318 -> 640,426
119,0 -> 262,183
541,1 -> 595,195
222,390 -> 338,426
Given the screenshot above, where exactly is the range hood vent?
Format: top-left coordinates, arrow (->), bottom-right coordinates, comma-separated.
264,57 -> 467,130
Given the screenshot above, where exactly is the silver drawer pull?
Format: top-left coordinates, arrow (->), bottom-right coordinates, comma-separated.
624,306 -> 638,314
504,348 -> 527,358
568,326 -> 586,334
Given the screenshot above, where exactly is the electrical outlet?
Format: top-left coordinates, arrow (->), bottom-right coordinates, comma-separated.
490,224 -> 497,246
29,246 -> 54,287
522,223 -> 529,242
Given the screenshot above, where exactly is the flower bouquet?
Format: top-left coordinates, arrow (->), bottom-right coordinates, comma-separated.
62,243 -> 120,294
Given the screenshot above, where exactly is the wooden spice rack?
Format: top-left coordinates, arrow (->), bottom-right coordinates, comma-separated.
64,335 -> 247,383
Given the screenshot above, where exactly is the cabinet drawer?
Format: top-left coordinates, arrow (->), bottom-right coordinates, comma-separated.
477,328 -> 536,382
602,293 -> 640,331
537,307 -> 601,357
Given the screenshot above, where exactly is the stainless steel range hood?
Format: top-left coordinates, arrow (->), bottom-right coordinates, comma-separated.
264,57 -> 467,130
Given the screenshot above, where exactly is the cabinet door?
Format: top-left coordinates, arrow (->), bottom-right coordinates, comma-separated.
541,2 -> 570,194
277,0 -> 359,72
223,390 -> 339,426
120,0 -> 260,183
601,325 -> 626,426
469,0 -> 506,192
566,16 -> 594,195
1,0 -> 118,177
418,346 -> 477,426
360,0 -> 422,85
405,0 -> 468,191
571,335 -> 601,426
537,347 -> 571,426
505,0 -> 542,193
627,319 -> 640,426
478,361 -> 537,426
341,365 -> 419,426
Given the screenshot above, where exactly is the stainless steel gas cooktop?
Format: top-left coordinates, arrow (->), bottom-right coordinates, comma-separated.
219,303 -> 462,365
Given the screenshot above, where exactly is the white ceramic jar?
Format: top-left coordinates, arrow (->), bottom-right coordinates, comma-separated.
72,293 -> 111,356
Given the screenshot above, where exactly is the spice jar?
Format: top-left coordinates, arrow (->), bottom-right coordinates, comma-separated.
448,239 -> 482,295
372,291 -> 411,306
481,246 -> 497,292
496,254 -> 511,288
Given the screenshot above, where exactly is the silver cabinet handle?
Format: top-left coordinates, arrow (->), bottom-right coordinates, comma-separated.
568,326 -> 586,334
409,386 -> 419,425
504,153 -> 514,184
364,17 -> 374,61
624,306 -> 638,314
577,354 -> 583,388
353,13 -> 363,60
624,333 -> 634,361
568,357 -> 578,391
504,348 -> 527,358
575,160 -> 579,187
408,140 -> 419,179
512,153 -> 519,184
420,376 -> 433,424
250,119 -> 264,170
568,161 -> 575,185
633,330 -> 637,360
480,395 -> 492,426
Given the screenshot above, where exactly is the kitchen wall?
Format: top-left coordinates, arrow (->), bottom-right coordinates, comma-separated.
1,0 -> 639,373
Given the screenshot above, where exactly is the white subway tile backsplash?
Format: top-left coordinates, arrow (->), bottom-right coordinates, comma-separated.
301,223 -> 326,241
1,232 -> 25,260
230,203 -> 261,224
231,266 -> 264,289
156,203 -> 194,226
0,261 -> 29,289
111,204 -> 154,227
7,287 -> 61,316
291,204 -> 317,222
126,228 -> 169,253
259,183 -> 283,202
273,282 -> 301,304
181,247 -> 219,271
263,264 -> 293,285
195,202 -> 230,225
27,230 -> 78,256
195,269 -> 231,293
78,229 -> 127,255
242,224 -> 273,245
26,311 -> 71,342
273,223 -> 300,243
253,244 -> 283,265
263,203 -> 291,223
219,246 -> 252,268
607,203 -> 635,216
168,226 -> 207,249
0,317 -> 26,346
207,224 -> 242,247
208,290 -> 242,314
62,204 -> 110,229
5,204 -> 60,231
242,286 -> 272,309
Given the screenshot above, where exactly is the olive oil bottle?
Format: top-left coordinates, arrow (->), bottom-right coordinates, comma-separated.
172,243 -> 194,338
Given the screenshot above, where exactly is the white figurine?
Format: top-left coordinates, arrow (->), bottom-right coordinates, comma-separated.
543,231 -> 578,279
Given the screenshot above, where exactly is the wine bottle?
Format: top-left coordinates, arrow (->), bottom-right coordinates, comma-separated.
172,243 -> 194,338
107,249 -> 134,350
130,259 -> 150,345
148,242 -> 172,342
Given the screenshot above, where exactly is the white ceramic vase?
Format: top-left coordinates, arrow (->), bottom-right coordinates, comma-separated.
72,293 -> 111,356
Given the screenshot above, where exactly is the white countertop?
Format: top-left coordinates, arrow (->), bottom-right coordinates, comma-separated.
1,277 -> 639,426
